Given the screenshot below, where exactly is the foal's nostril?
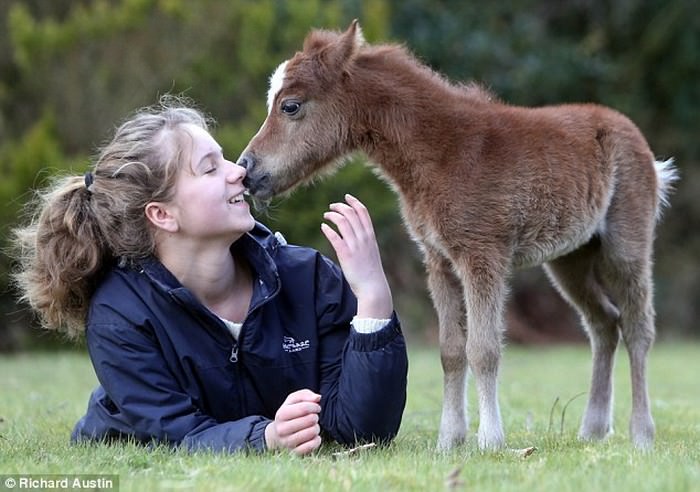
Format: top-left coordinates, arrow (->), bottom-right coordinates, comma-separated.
237,155 -> 250,170
238,154 -> 256,189
237,153 -> 256,172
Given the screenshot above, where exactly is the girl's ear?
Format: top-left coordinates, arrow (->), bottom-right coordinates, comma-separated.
145,202 -> 180,233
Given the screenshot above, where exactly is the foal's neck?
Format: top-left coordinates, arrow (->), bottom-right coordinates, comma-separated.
350,47 -> 487,193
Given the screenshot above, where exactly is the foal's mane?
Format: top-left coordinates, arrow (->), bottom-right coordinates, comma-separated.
357,39 -> 496,104
301,25 -> 496,105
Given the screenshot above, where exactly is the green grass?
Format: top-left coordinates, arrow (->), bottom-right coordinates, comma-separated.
1,343 -> 699,491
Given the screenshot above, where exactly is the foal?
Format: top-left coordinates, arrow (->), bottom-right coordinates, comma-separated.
238,21 -> 676,451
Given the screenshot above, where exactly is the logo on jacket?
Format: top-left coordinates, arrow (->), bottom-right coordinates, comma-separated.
282,336 -> 310,353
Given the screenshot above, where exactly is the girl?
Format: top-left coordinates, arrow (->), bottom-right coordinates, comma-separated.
12,98 -> 408,455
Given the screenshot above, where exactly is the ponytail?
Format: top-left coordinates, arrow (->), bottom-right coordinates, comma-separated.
13,175 -> 109,338
11,96 -> 210,338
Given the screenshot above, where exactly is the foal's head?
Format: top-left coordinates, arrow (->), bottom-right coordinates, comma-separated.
238,20 -> 365,200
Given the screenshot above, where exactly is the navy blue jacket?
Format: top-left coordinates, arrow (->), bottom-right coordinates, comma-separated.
71,223 -> 408,452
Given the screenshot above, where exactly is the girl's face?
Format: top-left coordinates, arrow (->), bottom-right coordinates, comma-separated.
166,124 -> 255,243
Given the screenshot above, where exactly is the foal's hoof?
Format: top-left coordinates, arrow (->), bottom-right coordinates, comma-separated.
579,419 -> 614,442
477,428 -> 505,451
632,434 -> 654,451
477,436 -> 506,452
630,417 -> 655,451
436,433 -> 466,452
578,429 -> 614,444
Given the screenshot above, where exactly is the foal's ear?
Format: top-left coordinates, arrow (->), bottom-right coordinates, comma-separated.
323,19 -> 365,70
345,19 -> 366,48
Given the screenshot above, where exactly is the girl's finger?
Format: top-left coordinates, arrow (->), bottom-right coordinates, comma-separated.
276,412 -> 320,438
344,194 -> 373,233
328,202 -> 364,239
293,434 -> 322,456
323,211 -> 358,248
284,389 -> 321,405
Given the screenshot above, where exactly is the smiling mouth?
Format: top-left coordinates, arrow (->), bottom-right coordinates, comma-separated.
228,191 -> 247,204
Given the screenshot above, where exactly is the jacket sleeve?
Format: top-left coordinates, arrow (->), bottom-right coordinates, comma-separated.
313,254 -> 409,445
76,319 -> 270,453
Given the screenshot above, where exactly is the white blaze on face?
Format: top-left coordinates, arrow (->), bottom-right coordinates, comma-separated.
266,60 -> 289,114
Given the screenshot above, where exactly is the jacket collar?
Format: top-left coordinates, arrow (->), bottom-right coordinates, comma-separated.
136,222 -> 282,307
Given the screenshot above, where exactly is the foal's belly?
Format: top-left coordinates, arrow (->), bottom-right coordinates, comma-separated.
511,229 -> 595,270
403,202 -> 601,271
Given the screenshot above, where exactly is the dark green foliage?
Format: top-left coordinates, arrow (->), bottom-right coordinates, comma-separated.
1,0 -> 697,349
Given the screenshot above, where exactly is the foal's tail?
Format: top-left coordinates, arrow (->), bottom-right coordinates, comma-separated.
654,157 -> 679,221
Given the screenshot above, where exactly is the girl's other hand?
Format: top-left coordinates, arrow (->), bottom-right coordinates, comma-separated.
265,389 -> 322,455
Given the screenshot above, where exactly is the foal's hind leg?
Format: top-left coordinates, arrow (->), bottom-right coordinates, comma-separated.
545,239 -> 621,441
426,249 -> 468,451
597,233 -> 656,448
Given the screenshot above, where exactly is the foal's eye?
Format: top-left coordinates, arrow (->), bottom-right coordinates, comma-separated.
280,100 -> 301,116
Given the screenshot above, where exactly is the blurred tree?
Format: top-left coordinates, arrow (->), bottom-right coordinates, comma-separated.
0,0 -> 697,349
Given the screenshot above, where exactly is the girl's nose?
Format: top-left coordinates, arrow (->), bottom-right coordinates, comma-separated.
226,160 -> 246,181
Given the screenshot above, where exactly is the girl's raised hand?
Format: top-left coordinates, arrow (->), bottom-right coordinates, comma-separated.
321,194 -> 393,319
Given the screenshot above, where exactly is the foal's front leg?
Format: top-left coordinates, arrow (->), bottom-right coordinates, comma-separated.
455,255 -> 507,450
426,250 -> 468,451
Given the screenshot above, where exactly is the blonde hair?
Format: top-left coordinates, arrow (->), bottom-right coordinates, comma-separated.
12,97 -> 211,338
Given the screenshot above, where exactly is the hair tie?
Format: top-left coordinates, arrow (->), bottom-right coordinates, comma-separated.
84,171 -> 94,191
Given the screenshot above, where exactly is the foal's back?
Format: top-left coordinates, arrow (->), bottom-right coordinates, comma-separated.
411,99 -> 658,269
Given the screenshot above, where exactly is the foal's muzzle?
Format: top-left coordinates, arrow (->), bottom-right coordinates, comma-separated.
238,152 -> 272,199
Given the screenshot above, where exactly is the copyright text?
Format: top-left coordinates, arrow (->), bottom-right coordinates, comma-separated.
2,475 -> 118,491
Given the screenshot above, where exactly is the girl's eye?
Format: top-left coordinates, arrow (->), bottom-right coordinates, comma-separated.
204,166 -> 216,174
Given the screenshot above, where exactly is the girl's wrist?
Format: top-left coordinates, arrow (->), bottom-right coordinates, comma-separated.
355,286 -> 393,319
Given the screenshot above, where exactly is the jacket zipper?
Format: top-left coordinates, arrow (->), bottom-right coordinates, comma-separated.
230,343 -> 239,363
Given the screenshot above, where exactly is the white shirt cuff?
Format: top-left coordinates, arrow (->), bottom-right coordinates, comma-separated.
351,316 -> 391,334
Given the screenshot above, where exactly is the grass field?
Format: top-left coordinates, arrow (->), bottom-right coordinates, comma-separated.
1,343 -> 698,491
